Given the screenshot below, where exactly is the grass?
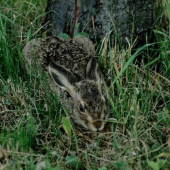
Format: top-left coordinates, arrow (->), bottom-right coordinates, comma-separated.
0,0 -> 170,169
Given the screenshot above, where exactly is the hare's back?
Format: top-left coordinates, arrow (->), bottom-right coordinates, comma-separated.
43,36 -> 95,79
22,36 -> 95,79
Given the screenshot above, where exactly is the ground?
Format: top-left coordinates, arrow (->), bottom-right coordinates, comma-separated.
0,0 -> 170,169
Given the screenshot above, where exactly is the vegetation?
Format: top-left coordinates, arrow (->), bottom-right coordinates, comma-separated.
0,0 -> 170,169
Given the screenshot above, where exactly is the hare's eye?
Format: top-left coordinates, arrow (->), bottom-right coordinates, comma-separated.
79,104 -> 85,113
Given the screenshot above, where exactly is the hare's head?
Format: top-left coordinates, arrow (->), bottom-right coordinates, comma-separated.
49,57 -> 106,131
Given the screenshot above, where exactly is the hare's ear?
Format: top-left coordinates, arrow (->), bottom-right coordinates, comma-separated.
86,57 -> 100,83
49,62 -> 78,98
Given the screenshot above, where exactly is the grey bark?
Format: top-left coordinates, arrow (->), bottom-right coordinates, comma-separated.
42,0 -> 157,45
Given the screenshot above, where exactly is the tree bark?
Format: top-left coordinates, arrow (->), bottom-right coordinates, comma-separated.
42,0 -> 157,45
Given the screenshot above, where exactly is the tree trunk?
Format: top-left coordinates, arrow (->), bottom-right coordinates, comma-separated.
42,0 -> 157,45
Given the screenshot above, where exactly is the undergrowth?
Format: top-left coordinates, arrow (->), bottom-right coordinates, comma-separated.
0,0 -> 170,170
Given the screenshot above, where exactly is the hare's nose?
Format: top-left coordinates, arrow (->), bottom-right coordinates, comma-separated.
94,121 -> 105,131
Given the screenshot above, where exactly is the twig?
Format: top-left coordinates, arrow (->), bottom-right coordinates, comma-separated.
137,66 -> 155,82
70,0 -> 79,38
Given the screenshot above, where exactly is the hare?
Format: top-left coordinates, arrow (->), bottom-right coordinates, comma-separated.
22,36 -> 107,131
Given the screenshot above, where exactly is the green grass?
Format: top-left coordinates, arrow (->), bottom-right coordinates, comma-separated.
0,0 -> 170,169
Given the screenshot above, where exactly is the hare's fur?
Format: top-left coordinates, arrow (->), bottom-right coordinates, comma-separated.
22,36 -> 107,131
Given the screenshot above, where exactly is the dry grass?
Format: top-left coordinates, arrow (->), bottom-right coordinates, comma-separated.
0,0 -> 170,169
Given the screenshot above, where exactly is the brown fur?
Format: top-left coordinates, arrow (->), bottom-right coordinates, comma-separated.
22,36 -> 107,131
